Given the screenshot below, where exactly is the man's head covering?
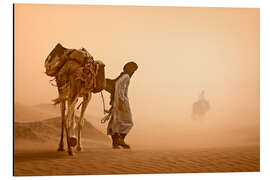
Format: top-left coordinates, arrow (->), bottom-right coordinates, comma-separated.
123,61 -> 138,73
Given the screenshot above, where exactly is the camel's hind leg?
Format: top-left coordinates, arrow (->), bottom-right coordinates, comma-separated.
65,95 -> 78,155
77,93 -> 92,152
57,101 -> 66,151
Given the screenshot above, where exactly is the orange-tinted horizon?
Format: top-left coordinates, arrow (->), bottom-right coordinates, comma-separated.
14,4 -> 259,148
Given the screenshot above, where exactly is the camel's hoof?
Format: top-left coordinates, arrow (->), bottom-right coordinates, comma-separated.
76,146 -> 84,152
112,145 -> 121,149
68,150 -> 74,156
57,147 -> 65,152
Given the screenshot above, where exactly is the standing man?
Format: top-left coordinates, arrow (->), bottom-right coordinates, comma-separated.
107,61 -> 138,149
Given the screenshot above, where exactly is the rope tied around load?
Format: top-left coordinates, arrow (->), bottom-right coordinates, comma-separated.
49,77 -> 57,87
100,91 -> 112,123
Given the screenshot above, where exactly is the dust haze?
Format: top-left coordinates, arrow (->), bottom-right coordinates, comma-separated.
14,4 -> 259,150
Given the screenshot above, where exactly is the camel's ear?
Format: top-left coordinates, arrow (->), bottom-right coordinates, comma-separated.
95,60 -> 105,67
55,43 -> 66,53
55,43 -> 62,50
55,43 -> 66,50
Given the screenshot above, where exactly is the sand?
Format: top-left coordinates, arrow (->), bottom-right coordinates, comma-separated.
13,103 -> 260,176
14,141 -> 259,176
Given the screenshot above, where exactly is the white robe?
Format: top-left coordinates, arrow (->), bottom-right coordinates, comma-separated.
107,74 -> 133,135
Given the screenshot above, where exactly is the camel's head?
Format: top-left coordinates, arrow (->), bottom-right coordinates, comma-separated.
92,60 -> 106,93
44,43 -> 67,76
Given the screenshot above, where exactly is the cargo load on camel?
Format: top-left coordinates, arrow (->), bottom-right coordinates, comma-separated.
44,43 -> 106,102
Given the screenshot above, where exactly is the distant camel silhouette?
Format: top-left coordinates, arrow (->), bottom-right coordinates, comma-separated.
192,91 -> 210,120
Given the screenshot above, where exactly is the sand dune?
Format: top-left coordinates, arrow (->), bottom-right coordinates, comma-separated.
14,117 -> 109,144
15,102 -> 102,131
14,103 -> 59,122
14,103 -> 109,144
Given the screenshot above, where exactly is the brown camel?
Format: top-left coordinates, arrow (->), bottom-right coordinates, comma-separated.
45,43 -> 105,155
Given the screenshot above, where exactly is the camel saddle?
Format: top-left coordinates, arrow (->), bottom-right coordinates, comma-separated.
45,43 -> 105,94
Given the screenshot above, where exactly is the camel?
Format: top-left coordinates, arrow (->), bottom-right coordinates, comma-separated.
45,43 -> 105,155
192,91 -> 210,120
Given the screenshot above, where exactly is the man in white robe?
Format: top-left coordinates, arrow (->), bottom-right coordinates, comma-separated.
107,61 -> 138,149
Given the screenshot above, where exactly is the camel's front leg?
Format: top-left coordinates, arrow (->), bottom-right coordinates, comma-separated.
77,93 -> 92,152
57,101 -> 66,152
65,96 -> 78,155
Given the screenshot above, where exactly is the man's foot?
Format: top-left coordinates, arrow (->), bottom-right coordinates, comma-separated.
120,144 -> 130,149
118,134 -> 131,149
111,134 -> 120,149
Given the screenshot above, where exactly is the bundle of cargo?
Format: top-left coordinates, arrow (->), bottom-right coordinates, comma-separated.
44,43 -> 105,95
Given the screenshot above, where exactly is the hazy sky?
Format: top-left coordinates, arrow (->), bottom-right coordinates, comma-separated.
14,4 -> 259,142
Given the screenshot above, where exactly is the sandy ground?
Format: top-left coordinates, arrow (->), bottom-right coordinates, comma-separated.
14,141 -> 259,176
14,103 -> 260,176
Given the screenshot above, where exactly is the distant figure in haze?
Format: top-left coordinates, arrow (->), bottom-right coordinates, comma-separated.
106,61 -> 138,149
192,90 -> 210,120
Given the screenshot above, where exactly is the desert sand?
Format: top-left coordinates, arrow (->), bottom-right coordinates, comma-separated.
14,103 -> 260,176
14,142 -> 259,176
